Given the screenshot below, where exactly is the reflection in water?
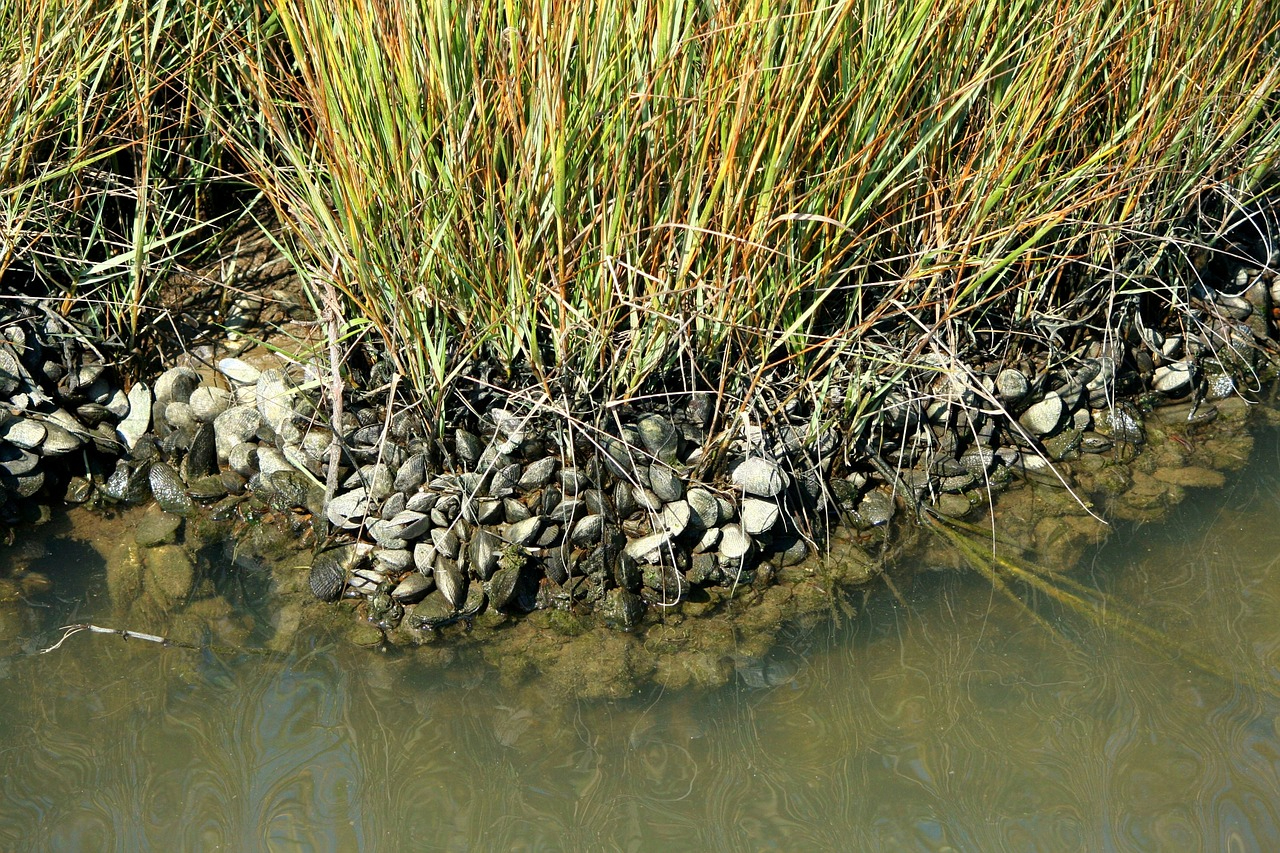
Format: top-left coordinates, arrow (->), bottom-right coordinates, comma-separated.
2,436 -> 1280,850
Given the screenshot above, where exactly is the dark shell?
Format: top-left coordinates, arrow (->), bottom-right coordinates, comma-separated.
543,546 -> 570,586
648,463 -> 684,503
468,529 -> 501,580
637,414 -> 678,463
611,551 -> 643,592
460,583 -> 487,617
487,562 -> 522,611
182,422 -> 218,482
390,572 -> 433,603
518,456 -> 558,491
0,444 -> 39,477
149,461 -> 195,516
74,402 -> 111,427
570,513 -> 604,547
307,545 -> 357,601
267,470 -> 311,510
455,429 -> 482,465
435,555 -> 468,609
102,460 -> 152,504
186,475 -> 229,500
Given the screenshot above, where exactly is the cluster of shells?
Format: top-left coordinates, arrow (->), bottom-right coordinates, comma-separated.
0,323 -> 328,522
322,250 -> 1273,638
0,310 -> 141,518
0,304 -> 326,528
0,247 -> 1275,639
0,303 -> 832,636
832,263 -> 1279,523
311,399 -> 828,634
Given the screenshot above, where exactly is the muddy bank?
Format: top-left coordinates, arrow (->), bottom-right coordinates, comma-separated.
7,377 -> 1270,699
0,231 -> 1278,695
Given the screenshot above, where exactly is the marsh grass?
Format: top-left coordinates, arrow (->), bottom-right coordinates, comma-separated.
3,0 -> 1279,451
0,0 -> 265,356
230,0 -> 1280,453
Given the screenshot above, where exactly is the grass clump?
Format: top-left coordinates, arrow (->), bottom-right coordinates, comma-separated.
2,0 -> 1279,452
0,0 -> 266,355
234,0 -> 1280,446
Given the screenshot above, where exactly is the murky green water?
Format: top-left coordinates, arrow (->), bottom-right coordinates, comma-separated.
3,435 -> 1280,852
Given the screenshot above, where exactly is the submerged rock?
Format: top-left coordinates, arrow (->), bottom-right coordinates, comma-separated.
105,542 -> 145,606
1151,465 -> 1226,489
1095,405 -> 1145,444
767,533 -> 809,567
854,489 -> 895,528
143,544 -> 195,608
134,507 -> 183,547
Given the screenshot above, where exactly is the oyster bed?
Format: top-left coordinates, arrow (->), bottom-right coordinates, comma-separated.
0,243 -> 1279,692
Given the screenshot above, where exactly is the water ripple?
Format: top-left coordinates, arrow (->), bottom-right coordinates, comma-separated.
6,435 -> 1280,848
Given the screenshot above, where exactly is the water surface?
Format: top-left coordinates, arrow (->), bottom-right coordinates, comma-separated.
2,434 -> 1279,851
